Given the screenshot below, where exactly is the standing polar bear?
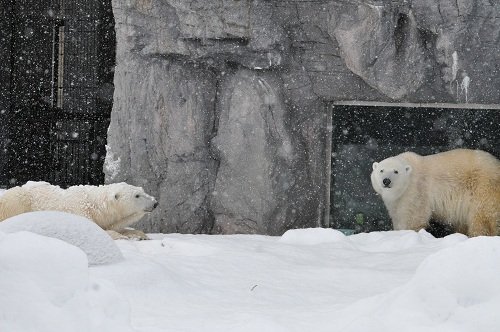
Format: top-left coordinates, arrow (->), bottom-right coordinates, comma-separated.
0,181 -> 158,240
371,149 -> 500,237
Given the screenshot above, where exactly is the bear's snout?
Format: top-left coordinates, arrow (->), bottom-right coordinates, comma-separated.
146,200 -> 158,212
383,178 -> 391,188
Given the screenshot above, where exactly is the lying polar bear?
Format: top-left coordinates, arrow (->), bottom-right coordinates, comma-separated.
0,181 -> 158,240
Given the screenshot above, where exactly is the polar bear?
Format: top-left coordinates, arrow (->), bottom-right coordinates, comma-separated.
371,149 -> 500,237
0,181 -> 158,240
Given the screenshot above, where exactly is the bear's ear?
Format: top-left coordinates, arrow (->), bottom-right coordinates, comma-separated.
405,165 -> 412,173
372,162 -> 378,170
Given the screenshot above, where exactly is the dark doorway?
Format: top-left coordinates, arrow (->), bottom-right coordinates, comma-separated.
0,0 -> 115,188
329,103 -> 500,234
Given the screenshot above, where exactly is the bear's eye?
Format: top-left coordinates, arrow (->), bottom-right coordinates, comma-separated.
380,169 -> 384,173
135,194 -> 140,198
394,170 -> 399,174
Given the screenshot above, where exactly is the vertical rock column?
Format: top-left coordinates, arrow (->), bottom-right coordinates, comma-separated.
211,69 -> 295,235
105,58 -> 218,233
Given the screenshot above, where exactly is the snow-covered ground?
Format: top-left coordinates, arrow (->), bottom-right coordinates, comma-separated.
1,212 -> 500,332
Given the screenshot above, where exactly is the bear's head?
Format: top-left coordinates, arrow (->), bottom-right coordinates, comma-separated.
105,183 -> 158,228
371,157 -> 412,201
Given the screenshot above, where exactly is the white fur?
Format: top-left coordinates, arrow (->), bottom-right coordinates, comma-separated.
371,149 -> 500,236
0,182 -> 158,239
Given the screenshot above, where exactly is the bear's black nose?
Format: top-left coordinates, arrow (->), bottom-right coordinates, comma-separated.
383,178 -> 391,187
153,201 -> 159,209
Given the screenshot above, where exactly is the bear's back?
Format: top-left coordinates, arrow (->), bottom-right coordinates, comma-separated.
420,149 -> 499,183
26,183 -> 96,217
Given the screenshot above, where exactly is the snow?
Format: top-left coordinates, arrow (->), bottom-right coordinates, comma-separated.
0,231 -> 133,332
1,215 -> 500,332
279,227 -> 347,245
103,144 -> 121,181
0,211 -> 123,265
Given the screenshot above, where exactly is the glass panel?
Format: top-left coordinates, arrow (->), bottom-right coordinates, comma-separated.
330,105 -> 500,234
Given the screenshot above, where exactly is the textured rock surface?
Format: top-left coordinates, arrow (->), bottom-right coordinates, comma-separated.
330,0 -> 500,102
105,57 -> 218,233
106,0 -> 500,234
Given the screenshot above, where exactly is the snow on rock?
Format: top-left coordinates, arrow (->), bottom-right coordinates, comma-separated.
0,231 -> 133,332
279,227 -> 347,245
0,211 -> 123,265
103,145 -> 121,181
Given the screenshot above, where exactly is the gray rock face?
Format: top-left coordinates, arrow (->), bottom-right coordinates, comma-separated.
329,0 -> 500,102
106,0 -> 500,234
330,3 -> 428,99
105,57 -> 218,233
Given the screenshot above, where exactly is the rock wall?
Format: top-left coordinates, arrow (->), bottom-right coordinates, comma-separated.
106,0 -> 500,234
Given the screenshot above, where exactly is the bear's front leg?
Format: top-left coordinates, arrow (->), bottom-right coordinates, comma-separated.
106,229 -> 150,240
118,228 -> 150,240
391,198 -> 432,232
106,230 -> 129,240
408,214 -> 432,232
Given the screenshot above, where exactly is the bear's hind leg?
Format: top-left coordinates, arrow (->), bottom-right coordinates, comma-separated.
468,212 -> 496,237
425,219 -> 455,238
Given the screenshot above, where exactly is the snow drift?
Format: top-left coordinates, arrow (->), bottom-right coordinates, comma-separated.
0,231 -> 133,332
0,211 -> 123,265
1,215 -> 499,332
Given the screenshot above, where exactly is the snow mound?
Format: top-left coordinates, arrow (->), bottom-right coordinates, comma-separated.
279,228 -> 346,245
0,211 -> 123,265
0,231 -> 133,332
344,236 -> 500,331
160,237 -> 220,256
349,229 -> 466,252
